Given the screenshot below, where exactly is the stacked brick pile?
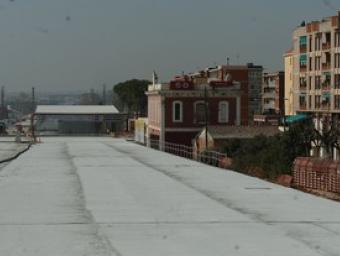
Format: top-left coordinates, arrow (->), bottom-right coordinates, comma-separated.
293,157 -> 340,194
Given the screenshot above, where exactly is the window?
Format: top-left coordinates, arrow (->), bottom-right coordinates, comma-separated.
335,53 -> 340,68
309,57 -> 313,71
315,95 -> 321,109
322,93 -> 330,109
335,74 -> 340,89
300,54 -> 307,67
335,95 -> 340,109
194,101 -> 206,123
300,36 -> 307,52
218,101 -> 229,123
300,36 -> 307,46
315,56 -> 321,70
335,32 -> 340,48
172,101 -> 183,122
315,34 -> 321,51
299,94 -> 306,109
315,76 -> 321,90
300,77 -> 306,89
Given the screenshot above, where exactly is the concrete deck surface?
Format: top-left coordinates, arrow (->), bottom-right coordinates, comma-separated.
0,137 -> 339,256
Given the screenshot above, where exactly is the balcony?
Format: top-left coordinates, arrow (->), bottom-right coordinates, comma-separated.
299,45 -> 307,53
321,103 -> 331,111
262,92 -> 275,99
322,62 -> 331,70
299,83 -> 307,91
300,66 -> 307,73
299,103 -> 307,110
321,82 -> 331,91
322,42 -> 331,50
263,102 -> 275,110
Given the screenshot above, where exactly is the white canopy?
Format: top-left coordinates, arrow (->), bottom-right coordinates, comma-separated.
35,105 -> 119,115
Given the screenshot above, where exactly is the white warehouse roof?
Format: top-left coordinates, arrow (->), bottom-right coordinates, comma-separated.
35,105 -> 120,115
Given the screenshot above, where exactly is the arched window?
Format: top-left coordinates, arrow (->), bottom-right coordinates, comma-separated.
194,101 -> 206,123
172,101 -> 183,122
219,101 -> 229,123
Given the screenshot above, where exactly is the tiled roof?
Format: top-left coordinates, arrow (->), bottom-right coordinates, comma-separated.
207,125 -> 280,139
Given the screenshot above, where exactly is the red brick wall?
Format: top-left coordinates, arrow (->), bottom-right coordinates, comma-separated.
293,157 -> 340,194
165,97 -> 237,128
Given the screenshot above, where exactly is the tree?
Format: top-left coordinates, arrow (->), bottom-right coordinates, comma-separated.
113,79 -> 150,116
221,120 -> 318,179
312,116 -> 340,159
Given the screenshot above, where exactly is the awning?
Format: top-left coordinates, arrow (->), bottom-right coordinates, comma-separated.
284,114 -> 309,124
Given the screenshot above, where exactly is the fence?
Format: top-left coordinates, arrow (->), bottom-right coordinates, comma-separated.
149,139 -> 228,168
293,157 -> 340,194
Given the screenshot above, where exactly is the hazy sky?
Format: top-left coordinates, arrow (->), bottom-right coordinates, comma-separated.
0,0 -> 338,93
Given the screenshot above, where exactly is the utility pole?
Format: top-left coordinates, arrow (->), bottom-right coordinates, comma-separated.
32,87 -> 36,112
204,85 -> 209,151
31,87 -> 36,143
1,86 -> 4,120
102,84 -> 106,105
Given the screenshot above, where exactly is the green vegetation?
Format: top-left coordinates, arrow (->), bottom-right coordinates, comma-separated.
113,79 -> 150,116
222,120 -> 315,180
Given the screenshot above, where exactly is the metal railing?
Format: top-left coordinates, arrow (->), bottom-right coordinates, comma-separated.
148,139 -> 228,168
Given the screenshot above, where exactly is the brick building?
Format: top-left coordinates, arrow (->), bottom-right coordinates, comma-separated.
146,73 -> 244,146
189,63 -> 263,123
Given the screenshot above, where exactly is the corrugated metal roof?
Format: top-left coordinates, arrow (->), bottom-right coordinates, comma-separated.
35,105 -> 119,115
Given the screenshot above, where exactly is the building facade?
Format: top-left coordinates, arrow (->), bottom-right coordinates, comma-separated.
262,72 -> 285,115
284,50 -> 295,116
189,63 -> 263,123
35,105 -> 126,135
146,75 -> 243,146
288,12 -> 340,159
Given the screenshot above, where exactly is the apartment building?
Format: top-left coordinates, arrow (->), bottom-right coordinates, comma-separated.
262,72 -> 285,115
289,12 -> 340,158
190,63 -> 263,123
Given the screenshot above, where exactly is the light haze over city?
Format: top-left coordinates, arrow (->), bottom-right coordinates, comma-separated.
0,0 -> 337,92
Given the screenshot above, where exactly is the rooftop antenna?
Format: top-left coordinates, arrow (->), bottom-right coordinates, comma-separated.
226,57 -> 230,66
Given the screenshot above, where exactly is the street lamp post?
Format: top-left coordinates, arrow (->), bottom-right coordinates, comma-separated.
204,85 -> 208,151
